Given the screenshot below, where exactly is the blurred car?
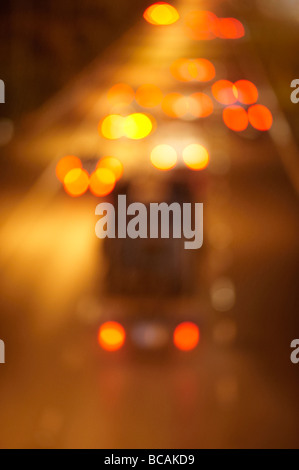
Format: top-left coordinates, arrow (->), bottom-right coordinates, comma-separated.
96,168 -> 207,354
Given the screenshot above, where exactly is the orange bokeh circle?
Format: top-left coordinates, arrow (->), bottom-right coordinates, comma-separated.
89,168 -> 116,196
173,322 -> 200,351
98,322 -> 125,351
63,168 -> 89,197
223,105 -> 249,132
248,104 -> 273,131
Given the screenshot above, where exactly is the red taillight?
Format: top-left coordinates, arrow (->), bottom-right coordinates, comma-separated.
98,322 -> 125,351
173,322 -> 200,351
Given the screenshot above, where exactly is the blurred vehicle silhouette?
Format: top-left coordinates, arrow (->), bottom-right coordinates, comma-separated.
97,169 -> 205,353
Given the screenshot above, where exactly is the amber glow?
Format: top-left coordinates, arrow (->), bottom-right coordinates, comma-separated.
100,113 -> 153,140
170,58 -> 215,82
189,93 -> 214,118
162,93 -> 188,118
182,144 -> 209,170
212,80 -> 238,105
223,105 -> 249,132
215,18 -> 245,39
170,58 -> 191,82
248,104 -> 273,131
173,322 -> 200,351
56,156 -> 82,183
63,168 -> 89,197
100,114 -> 124,140
143,3 -> 179,26
193,58 -> 216,81
123,113 -> 153,139
89,168 -> 116,196
150,144 -> 177,170
97,157 -> 123,181
234,80 -> 258,105
98,322 -> 125,351
184,10 -> 218,40
135,84 -> 163,108
184,11 -> 245,41
107,83 -> 135,105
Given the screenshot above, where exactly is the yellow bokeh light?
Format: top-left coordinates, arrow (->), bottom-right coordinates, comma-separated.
183,144 -> 209,171
100,113 -> 154,140
150,144 -> 177,170
63,168 -> 89,197
98,322 -> 126,351
123,113 -> 153,139
143,3 -> 180,26
100,114 -> 124,140
89,168 -> 116,196
97,157 -> 123,181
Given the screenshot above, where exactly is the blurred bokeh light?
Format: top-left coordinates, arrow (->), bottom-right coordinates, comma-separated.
89,168 -> 116,196
173,322 -> 200,351
98,322 -> 126,351
143,3 -> 180,26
